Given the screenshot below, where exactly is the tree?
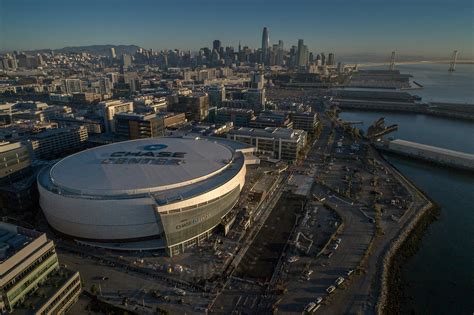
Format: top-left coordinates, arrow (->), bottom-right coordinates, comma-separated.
90,284 -> 98,295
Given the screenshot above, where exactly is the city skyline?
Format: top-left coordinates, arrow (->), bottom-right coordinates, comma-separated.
1,0 -> 473,59
0,0 -> 473,312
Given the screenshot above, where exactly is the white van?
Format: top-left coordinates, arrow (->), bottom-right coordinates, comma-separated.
335,277 -> 345,286
304,302 -> 316,313
326,285 -> 336,294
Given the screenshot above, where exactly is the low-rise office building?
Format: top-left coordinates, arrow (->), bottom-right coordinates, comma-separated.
114,112 -> 165,139
99,100 -> 134,133
228,127 -> 307,161
0,222 -> 81,314
290,111 -> 318,132
133,96 -> 168,113
215,108 -> 255,127
0,142 -> 31,185
208,85 -> 225,107
25,126 -> 88,160
50,117 -> 103,134
245,88 -> 266,111
167,93 -> 209,122
0,142 -> 35,214
71,92 -> 102,104
223,88 -> 266,111
249,111 -> 292,129
0,175 -> 38,214
158,112 -> 187,128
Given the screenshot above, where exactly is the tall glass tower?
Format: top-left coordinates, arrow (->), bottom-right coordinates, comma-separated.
261,27 -> 269,64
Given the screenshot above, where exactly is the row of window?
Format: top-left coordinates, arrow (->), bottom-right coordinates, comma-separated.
1,151 -> 29,162
177,187 -> 237,213
2,248 -> 56,292
40,274 -> 81,315
8,257 -> 58,305
163,186 -> 240,246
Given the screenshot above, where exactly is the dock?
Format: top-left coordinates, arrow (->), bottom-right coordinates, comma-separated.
330,90 -> 474,121
376,139 -> 474,171
333,99 -> 474,121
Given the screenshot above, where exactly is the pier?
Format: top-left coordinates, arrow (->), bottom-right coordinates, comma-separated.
376,139 -> 474,171
330,90 -> 474,121
333,99 -> 474,121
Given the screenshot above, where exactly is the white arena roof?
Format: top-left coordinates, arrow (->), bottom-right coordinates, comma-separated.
49,137 -> 234,196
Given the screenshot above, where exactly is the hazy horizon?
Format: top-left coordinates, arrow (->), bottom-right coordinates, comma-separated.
1,0 -> 473,59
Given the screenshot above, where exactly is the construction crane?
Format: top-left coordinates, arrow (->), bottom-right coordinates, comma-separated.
448,50 -> 458,72
389,51 -> 396,70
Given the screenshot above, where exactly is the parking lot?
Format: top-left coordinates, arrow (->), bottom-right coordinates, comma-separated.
275,181 -> 375,314
63,252 -> 211,315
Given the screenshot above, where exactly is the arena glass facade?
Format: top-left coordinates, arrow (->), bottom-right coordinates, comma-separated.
159,186 -> 241,256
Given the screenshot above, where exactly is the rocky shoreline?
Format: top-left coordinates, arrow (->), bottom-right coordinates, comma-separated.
375,155 -> 439,315
384,204 -> 439,314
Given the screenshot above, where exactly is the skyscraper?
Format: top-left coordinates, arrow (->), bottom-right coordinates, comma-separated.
109,47 -> 116,59
122,54 -> 132,69
261,27 -> 269,65
277,40 -> 284,66
297,39 -> 308,67
328,53 -> 335,66
213,40 -> 221,52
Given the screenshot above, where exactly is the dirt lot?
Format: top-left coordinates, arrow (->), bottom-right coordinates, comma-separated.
234,193 -> 304,281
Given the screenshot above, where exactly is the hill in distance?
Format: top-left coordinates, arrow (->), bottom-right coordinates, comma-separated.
27,44 -> 141,56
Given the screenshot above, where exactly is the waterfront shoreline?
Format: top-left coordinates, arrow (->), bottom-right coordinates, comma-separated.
375,153 -> 438,315
338,62 -> 473,313
384,203 -> 440,315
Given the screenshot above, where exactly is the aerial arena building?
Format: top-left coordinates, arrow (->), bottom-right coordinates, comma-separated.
38,137 -> 256,256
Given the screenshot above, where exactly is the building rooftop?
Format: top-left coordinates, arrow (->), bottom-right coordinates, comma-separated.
41,137 -> 236,197
99,99 -> 133,107
291,111 -> 317,117
230,126 -> 306,140
0,141 -> 23,153
0,223 -> 35,263
28,126 -> 85,140
217,107 -> 254,114
114,111 -> 158,120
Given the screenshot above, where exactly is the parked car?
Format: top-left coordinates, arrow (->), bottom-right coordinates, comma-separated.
303,270 -> 313,280
335,277 -> 345,286
173,288 -> 186,296
287,256 -> 299,263
326,285 -> 336,294
304,302 -> 317,313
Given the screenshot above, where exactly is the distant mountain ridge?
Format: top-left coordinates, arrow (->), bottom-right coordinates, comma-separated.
26,44 -> 141,56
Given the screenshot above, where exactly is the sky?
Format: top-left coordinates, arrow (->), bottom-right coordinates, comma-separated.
0,0 -> 473,59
